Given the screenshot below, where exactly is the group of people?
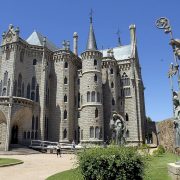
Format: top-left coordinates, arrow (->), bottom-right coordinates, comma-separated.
55,140 -> 76,157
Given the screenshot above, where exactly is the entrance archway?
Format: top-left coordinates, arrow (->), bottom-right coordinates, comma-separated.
11,125 -> 18,144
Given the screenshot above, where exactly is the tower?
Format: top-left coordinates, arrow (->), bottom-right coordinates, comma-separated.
79,16 -> 104,144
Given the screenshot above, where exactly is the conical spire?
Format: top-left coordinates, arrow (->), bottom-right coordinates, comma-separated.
86,13 -> 97,50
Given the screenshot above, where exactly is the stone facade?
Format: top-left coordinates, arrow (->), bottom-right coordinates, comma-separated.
0,20 -> 146,151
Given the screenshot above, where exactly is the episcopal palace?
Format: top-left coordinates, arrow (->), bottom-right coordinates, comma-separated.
0,17 -> 146,151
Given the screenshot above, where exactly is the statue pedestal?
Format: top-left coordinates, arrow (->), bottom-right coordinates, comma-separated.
168,163 -> 180,180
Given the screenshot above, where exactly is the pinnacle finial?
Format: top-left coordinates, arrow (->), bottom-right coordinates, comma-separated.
116,28 -> 121,46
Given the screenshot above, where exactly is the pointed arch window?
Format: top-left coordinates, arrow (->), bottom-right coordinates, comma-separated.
2,88 -> 6,96
110,68 -> 113,74
90,126 -> 94,138
125,113 -> 129,121
33,59 -> 37,65
27,83 -> 30,99
112,98 -> 115,105
3,71 -> 8,86
97,92 -> 100,102
64,76 -> 68,84
87,91 -> 90,102
31,92 -> 35,101
92,91 -> 95,102
13,80 -> 17,96
111,82 -> 114,88
64,62 -> 68,68
95,127 -> 100,139
64,94 -> 67,102
126,130 -> 129,138
94,59 -> 97,66
36,116 -> 38,130
31,77 -> 36,90
18,74 -> 22,96
36,85 -> 39,102
95,108 -> 98,118
63,129 -> 67,139
20,50 -> 24,62
64,109 -> 67,119
94,74 -> 97,82
7,79 -> 10,96
122,72 -> 130,86
6,46 -> 10,60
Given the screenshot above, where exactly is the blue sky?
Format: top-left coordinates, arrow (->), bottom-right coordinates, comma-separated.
0,0 -> 180,121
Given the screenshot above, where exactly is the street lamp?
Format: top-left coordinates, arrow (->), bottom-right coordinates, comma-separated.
156,17 -> 180,164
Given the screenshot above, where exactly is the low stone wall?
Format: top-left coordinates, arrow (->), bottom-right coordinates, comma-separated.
157,118 -> 174,152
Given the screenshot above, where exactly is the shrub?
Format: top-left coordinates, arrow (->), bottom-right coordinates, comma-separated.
153,145 -> 165,156
77,146 -> 145,180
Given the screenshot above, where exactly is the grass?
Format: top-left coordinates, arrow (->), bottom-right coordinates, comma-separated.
0,158 -> 23,167
47,153 -> 178,180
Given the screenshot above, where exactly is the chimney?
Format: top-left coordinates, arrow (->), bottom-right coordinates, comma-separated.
129,24 -> 136,44
73,32 -> 78,55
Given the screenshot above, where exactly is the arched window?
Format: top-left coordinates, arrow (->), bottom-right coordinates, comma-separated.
36,85 -> 39,102
90,126 -> 94,138
124,88 -> 131,96
87,91 -> 90,102
32,116 -> 35,130
0,80 -> 2,96
112,98 -> 115,105
13,80 -> 17,96
94,74 -> 97,82
31,92 -> 35,101
7,79 -> 10,96
92,91 -> 95,102
64,109 -> 67,119
18,74 -> 22,96
97,92 -> 100,102
31,77 -> 36,90
22,83 -> 24,97
36,116 -> 38,130
95,127 -> 100,138
23,131 -> 26,139
27,131 -> 30,139
126,130 -> 129,138
125,113 -> 129,121
27,83 -> 30,99
2,88 -> 6,96
64,94 -> 67,102
33,59 -> 37,65
94,59 -> 97,66
95,108 -> 98,118
20,50 -> 24,62
63,129 -> 67,139
64,62 -> 68,68
111,82 -> 114,88
64,76 -> 67,84
3,71 -> 8,86
110,68 -> 113,74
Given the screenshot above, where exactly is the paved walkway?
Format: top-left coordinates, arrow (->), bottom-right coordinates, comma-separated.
0,154 -> 76,180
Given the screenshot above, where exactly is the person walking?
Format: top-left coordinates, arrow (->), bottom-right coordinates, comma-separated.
56,143 -> 61,157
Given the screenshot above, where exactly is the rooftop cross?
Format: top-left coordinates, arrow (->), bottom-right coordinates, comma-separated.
89,9 -> 93,23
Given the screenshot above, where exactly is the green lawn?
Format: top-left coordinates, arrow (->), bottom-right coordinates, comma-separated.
47,153 -> 178,180
0,158 -> 23,167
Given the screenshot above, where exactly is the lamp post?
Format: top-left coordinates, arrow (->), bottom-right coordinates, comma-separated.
156,17 -> 180,164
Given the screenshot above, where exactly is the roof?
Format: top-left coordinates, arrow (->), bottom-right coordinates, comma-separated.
86,22 -> 97,50
26,31 -> 58,51
102,44 -> 132,61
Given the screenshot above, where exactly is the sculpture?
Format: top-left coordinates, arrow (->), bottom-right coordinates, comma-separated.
110,112 -> 126,145
173,92 -> 180,148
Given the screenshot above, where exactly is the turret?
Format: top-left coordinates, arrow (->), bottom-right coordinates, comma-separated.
79,15 -> 104,144
73,32 -> 78,55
